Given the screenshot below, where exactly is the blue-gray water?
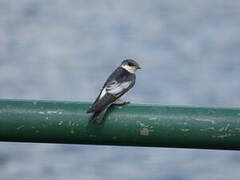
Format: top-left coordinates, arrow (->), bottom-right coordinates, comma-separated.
1,1 -> 240,179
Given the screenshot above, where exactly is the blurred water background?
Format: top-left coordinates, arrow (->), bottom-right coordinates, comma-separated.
1,1 -> 240,179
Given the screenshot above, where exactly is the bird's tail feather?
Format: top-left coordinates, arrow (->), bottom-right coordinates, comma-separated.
89,108 -> 108,124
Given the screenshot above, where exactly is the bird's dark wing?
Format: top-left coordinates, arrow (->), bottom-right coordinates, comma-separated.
105,80 -> 134,97
87,67 -> 135,113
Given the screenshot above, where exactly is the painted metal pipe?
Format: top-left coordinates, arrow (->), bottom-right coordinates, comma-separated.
0,99 -> 240,150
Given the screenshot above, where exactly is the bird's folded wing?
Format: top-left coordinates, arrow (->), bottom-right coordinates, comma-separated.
89,80 -> 132,112
106,80 -> 132,96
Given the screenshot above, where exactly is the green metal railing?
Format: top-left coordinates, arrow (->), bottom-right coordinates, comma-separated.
0,99 -> 240,150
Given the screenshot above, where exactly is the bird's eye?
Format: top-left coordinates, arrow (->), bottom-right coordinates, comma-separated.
128,62 -> 134,66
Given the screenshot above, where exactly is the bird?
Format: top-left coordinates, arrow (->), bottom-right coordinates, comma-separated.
87,59 -> 141,123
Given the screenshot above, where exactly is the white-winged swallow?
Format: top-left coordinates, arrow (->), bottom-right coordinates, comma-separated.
87,59 -> 141,123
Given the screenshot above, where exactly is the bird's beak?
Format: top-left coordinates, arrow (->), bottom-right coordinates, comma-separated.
137,66 -> 141,69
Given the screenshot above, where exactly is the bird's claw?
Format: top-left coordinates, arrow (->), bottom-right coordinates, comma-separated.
112,101 -> 130,106
122,101 -> 130,105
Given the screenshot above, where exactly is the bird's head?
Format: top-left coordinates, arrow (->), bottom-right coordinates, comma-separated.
120,59 -> 141,73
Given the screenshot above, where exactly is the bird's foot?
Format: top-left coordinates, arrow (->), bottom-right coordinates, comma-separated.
122,101 -> 130,105
112,101 -> 130,106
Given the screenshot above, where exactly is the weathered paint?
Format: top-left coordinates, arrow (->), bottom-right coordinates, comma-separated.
0,99 -> 240,150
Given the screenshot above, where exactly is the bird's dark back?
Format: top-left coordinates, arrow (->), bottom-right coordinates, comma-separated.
88,67 -> 136,113
104,67 -> 136,87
